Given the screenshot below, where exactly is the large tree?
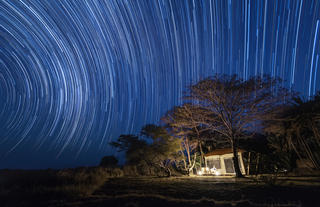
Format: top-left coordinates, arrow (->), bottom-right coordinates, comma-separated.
187,75 -> 290,177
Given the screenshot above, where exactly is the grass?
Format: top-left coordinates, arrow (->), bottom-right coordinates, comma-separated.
62,176 -> 320,207
1,169 -> 319,207
0,167 -> 123,207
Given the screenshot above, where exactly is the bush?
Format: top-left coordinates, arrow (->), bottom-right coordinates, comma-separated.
56,167 -> 124,196
100,156 -> 118,167
103,167 -> 124,177
123,165 -> 139,176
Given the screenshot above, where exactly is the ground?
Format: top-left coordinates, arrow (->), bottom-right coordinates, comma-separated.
52,176 -> 319,207
1,172 -> 320,207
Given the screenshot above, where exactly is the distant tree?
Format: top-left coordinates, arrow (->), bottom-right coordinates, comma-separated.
100,155 -> 118,167
141,124 -> 181,176
110,134 -> 148,165
110,127 -> 181,177
187,75 -> 290,177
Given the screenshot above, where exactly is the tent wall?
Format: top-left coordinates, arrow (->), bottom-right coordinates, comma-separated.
205,152 -> 245,175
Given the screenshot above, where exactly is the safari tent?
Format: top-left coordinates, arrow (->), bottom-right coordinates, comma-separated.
202,148 -> 246,175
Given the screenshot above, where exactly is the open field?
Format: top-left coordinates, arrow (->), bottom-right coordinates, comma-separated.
1,169 -> 320,207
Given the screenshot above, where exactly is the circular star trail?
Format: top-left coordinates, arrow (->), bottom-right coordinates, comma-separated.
0,0 -> 319,168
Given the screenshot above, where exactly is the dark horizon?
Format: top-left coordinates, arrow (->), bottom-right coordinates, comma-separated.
0,0 -> 319,169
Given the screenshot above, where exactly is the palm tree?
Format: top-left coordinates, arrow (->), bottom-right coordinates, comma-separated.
265,93 -> 320,169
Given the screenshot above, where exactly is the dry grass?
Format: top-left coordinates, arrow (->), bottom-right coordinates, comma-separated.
0,167 -> 123,206
56,167 -> 123,196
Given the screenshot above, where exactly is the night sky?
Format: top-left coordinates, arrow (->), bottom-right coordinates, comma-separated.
0,0 -> 319,169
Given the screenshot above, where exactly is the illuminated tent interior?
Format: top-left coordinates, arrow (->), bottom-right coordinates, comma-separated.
202,148 -> 246,176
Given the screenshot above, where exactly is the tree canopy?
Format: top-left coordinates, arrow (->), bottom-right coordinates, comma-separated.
184,75 -> 291,177
110,125 -> 181,176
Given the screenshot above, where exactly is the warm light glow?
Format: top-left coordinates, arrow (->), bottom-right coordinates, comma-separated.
215,171 -> 221,176
197,171 -> 203,176
210,167 -> 217,173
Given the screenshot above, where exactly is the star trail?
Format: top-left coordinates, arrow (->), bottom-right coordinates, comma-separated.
0,0 -> 319,169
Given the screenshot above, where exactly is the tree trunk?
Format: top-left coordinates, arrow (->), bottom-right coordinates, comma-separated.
166,167 -> 171,177
180,145 -> 188,173
199,140 -> 204,167
188,153 -> 197,175
255,153 -> 260,176
185,138 -> 192,166
231,140 -> 243,178
247,152 -> 251,175
195,127 -> 204,168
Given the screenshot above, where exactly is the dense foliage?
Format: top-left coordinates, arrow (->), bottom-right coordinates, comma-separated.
264,93 -> 320,170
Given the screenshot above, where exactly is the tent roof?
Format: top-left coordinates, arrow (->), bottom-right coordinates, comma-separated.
204,148 -> 245,157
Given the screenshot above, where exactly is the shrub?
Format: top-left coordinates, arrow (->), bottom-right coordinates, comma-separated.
56,167 -> 123,196
100,156 -> 118,167
123,165 -> 139,176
